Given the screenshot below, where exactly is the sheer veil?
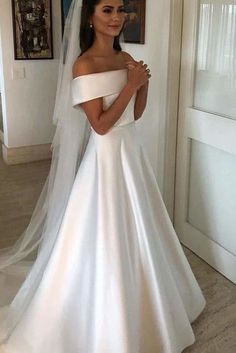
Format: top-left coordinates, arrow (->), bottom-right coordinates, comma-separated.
0,0 -> 125,342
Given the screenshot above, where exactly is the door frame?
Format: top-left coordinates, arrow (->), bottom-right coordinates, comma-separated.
162,0 -> 183,222
0,26 -> 6,145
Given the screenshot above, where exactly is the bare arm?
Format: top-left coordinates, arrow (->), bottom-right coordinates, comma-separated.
81,83 -> 137,135
72,58 -> 149,135
124,56 -> 151,120
134,81 -> 149,120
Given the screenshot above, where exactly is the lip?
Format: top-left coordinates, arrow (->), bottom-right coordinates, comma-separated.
108,25 -> 121,28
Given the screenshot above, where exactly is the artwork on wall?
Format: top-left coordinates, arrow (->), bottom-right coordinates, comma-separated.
11,0 -> 53,60
61,0 -> 72,35
123,0 -> 146,44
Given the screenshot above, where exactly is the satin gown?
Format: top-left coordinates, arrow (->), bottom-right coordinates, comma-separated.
0,69 -> 206,353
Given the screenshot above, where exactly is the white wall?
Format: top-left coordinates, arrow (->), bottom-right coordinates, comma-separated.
125,0 -> 172,191
0,0 -> 61,147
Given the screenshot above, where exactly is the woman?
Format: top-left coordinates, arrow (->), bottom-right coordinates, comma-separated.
0,0 -> 206,352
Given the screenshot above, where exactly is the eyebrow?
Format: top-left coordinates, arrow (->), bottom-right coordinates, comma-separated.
102,5 -> 125,8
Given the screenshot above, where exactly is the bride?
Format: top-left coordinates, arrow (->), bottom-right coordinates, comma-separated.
0,0 -> 206,352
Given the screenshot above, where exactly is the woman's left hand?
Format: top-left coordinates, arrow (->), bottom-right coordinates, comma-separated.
125,60 -> 151,82
125,60 -> 150,120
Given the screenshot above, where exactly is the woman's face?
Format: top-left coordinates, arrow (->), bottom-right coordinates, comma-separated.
91,0 -> 126,38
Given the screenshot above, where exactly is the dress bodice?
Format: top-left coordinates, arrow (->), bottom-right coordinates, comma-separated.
71,69 -> 136,128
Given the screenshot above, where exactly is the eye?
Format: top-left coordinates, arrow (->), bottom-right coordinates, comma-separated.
118,8 -> 125,13
103,8 -> 112,13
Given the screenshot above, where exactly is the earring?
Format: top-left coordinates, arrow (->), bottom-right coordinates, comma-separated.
90,23 -> 93,28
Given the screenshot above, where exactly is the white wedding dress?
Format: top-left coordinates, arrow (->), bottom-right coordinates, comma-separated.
0,68 -> 206,353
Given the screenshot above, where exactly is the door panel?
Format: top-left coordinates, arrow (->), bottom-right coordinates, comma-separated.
194,1 -> 236,119
188,140 -> 236,255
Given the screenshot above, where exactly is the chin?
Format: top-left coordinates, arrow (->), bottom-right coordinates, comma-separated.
104,31 -> 120,38
98,28 -> 122,38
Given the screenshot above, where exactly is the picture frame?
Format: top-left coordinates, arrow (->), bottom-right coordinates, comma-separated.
123,0 -> 146,44
11,0 -> 53,60
61,0 -> 72,35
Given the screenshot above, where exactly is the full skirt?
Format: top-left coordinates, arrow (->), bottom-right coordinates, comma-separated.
0,122 -> 206,353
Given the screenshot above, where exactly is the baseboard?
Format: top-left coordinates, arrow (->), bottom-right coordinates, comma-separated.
2,143 -> 52,165
0,130 -> 4,143
177,221 -> 236,285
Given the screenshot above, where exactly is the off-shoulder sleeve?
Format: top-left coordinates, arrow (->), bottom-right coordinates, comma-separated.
71,70 -> 127,108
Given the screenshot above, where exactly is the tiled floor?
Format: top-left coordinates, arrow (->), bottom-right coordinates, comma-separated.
0,147 -> 51,248
0,148 -> 236,352
183,247 -> 236,352
0,94 -> 3,132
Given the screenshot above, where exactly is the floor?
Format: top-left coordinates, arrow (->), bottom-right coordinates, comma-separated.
0,147 -> 236,352
0,94 -> 3,132
0,147 -> 51,248
183,248 -> 236,352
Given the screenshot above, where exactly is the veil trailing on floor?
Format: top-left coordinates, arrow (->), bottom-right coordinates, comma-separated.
0,0 -> 126,342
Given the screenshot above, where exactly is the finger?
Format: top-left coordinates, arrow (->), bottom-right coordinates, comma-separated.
126,64 -> 136,70
125,60 -> 138,65
136,60 -> 143,68
141,65 -> 148,74
125,63 -> 137,70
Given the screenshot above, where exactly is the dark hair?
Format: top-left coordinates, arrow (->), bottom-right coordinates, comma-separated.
79,0 -> 124,55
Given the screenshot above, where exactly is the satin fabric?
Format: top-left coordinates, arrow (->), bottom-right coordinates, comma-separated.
0,69 -> 206,353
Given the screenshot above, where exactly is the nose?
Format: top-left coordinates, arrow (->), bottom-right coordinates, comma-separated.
112,11 -> 124,23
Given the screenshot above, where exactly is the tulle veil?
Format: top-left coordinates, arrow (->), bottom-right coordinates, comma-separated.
0,0 -> 125,342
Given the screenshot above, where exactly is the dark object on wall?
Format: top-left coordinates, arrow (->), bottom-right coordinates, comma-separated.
124,0 -> 146,44
12,0 -> 53,60
61,0 -> 72,35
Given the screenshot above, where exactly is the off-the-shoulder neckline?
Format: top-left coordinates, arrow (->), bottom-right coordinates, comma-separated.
72,68 -> 127,81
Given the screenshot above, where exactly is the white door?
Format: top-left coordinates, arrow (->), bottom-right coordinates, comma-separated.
175,0 -> 236,283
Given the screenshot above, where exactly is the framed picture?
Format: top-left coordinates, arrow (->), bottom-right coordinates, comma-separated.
123,0 -> 146,44
61,0 -> 72,35
11,0 -> 53,60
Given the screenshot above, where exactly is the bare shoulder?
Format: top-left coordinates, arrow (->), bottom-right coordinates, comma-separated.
120,50 -> 136,62
72,55 -> 96,79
